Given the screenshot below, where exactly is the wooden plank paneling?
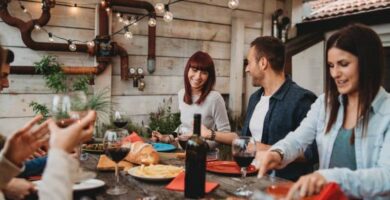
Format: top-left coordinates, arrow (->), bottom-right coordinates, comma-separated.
1,75 -> 50,94
141,0 -> 262,28
7,47 -> 95,66
113,17 -> 231,42
0,22 -> 95,47
0,117 -> 33,137
245,28 -> 261,44
112,95 -> 179,116
0,94 -> 52,118
112,56 -> 230,77
113,35 -> 231,59
111,76 -> 230,96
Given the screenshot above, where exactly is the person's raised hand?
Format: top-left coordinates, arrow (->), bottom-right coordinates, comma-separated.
48,110 -> 96,153
2,115 -> 50,167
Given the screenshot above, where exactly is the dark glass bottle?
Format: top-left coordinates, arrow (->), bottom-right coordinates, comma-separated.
185,114 -> 208,199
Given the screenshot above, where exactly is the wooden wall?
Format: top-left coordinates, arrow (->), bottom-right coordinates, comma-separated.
0,0 -> 267,136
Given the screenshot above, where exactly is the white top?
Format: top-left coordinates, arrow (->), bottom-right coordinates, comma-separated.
178,89 -> 230,149
249,95 -> 271,142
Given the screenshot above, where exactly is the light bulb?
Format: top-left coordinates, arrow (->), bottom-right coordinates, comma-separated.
101,0 -> 105,6
49,37 -> 54,42
87,41 -> 95,48
228,0 -> 239,9
163,11 -> 173,22
105,7 -> 110,12
154,3 -> 165,14
34,24 -> 41,30
148,18 -> 156,27
116,13 -> 121,18
69,42 -> 77,51
124,18 -> 130,25
130,16 -> 137,26
118,17 -> 123,23
124,31 -> 133,40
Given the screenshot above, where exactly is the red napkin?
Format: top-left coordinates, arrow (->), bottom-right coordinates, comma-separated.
312,182 -> 348,200
166,172 -> 219,193
123,132 -> 144,143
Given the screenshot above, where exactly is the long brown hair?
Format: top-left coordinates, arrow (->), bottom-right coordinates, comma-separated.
183,51 -> 216,105
325,24 -> 384,134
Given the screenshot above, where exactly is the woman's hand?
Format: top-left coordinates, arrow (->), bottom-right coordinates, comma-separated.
200,124 -> 212,139
285,172 -> 327,200
151,131 -> 173,143
4,178 -> 35,200
48,111 -> 96,153
2,115 -> 50,167
257,150 -> 283,178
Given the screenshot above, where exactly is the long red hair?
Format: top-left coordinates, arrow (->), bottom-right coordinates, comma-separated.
183,51 -> 216,105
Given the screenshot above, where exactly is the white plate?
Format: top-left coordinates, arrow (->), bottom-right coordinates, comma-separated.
34,178 -> 105,191
127,166 -> 182,182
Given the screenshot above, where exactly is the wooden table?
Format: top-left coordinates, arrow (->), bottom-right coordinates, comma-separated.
79,152 -> 286,200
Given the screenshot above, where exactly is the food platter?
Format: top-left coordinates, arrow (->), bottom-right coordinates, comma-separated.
128,164 -> 183,182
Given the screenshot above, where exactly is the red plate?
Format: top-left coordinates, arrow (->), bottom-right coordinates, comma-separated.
266,183 -> 317,200
206,161 -> 258,175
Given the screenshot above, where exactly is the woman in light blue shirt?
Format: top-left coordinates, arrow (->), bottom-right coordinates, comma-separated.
258,24 -> 390,200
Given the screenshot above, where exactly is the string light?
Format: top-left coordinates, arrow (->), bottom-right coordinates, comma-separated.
48,32 -> 54,42
124,28 -> 133,40
13,0 -> 194,52
87,41 -> 95,48
68,40 -> 77,51
148,17 -> 157,27
20,5 -> 28,13
34,24 -> 41,30
228,0 -> 239,9
154,3 -> 165,14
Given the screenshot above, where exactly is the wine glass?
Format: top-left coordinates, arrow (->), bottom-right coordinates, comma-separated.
103,129 -> 130,195
112,111 -> 129,129
232,136 -> 256,197
69,91 -> 89,161
52,94 -> 72,127
177,125 -> 191,150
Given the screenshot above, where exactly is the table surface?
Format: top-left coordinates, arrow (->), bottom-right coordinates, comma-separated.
80,152 -> 288,200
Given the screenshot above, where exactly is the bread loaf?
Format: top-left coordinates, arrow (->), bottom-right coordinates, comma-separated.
123,141 -> 159,165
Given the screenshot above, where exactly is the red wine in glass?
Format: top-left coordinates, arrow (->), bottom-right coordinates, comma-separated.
233,152 -> 255,168
113,120 -> 128,129
105,147 -> 130,163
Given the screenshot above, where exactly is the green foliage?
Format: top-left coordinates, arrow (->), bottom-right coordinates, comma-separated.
34,56 -> 67,93
29,101 -> 50,123
33,55 -> 90,93
149,97 -> 181,135
87,89 -> 112,123
72,76 -> 90,93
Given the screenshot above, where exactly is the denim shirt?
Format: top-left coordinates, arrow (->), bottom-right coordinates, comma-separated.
272,87 -> 390,199
242,77 -> 318,181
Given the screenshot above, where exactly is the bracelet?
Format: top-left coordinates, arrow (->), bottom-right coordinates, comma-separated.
209,129 -> 216,141
270,149 -> 284,161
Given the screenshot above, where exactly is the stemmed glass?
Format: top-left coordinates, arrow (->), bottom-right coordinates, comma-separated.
103,129 -> 130,195
112,111 -> 129,129
232,136 -> 256,197
177,125 -> 191,150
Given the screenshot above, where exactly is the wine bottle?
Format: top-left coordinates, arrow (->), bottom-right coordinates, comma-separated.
185,113 -> 208,198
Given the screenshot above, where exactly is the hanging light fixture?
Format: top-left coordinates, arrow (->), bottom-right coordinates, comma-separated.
68,40 -> 77,51
148,17 -> 157,27
124,16 -> 131,25
48,32 -> 54,42
130,16 -> 138,26
163,4 -> 173,23
154,3 -> 165,14
34,24 -> 41,30
87,40 -> 95,48
228,0 -> 239,9
124,27 -> 133,40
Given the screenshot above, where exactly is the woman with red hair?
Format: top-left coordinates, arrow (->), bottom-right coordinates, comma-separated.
152,51 -> 237,148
